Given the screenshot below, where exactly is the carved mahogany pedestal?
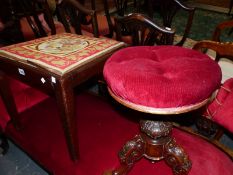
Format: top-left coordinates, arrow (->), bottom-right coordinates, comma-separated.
103,46 -> 222,175
111,120 -> 191,175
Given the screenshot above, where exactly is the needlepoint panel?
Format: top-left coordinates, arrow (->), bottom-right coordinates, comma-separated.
0,33 -> 124,75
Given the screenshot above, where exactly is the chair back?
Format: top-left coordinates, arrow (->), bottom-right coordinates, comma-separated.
101,0 -> 140,37
55,0 -> 99,37
0,0 -> 56,44
212,20 -> 233,61
13,0 -> 56,38
147,0 -> 195,46
114,0 -> 128,16
193,41 -> 233,59
115,13 -> 175,46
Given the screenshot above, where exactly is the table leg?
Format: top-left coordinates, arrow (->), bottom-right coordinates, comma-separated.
228,0 -> 233,15
0,73 -> 21,129
0,134 -> 9,155
53,80 -> 79,161
0,127 -> 9,155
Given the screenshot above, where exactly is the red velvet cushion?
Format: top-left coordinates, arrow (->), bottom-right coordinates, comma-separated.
203,78 -> 233,133
5,93 -> 233,175
104,46 -> 222,111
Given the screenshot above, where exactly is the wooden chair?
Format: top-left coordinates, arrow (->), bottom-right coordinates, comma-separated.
81,0 -> 141,38
191,40 -> 233,158
114,13 -> 175,46
192,20 -> 233,142
109,0 -> 142,36
211,19 -> 233,61
55,0 -> 99,37
0,0 -> 52,154
212,20 -> 233,41
1,0 -> 99,42
22,0 -> 100,38
228,0 -> 233,15
193,41 -> 233,59
0,123 -> 8,155
0,0 -> 56,44
110,1 -> 194,46
18,0 -> 56,37
146,0 -> 195,46
0,0 -> 24,45
0,0 -> 54,131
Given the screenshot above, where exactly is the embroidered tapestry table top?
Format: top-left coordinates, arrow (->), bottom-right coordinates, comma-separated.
0,33 -> 125,75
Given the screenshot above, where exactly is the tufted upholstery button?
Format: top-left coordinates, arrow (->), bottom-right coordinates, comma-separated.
104,46 -> 222,114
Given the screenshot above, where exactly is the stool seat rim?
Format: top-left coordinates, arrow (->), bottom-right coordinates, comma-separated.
108,87 -> 210,115
104,46 -> 221,111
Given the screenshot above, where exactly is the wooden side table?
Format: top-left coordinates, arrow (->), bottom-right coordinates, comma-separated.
0,33 -> 125,161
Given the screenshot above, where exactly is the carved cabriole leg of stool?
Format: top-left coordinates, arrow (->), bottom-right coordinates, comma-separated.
112,135 -> 145,175
109,120 -> 191,175
164,138 -> 192,175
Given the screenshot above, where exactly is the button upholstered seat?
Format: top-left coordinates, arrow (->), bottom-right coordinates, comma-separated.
104,46 -> 222,114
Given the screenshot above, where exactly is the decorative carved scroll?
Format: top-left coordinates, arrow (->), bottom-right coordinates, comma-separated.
112,135 -> 145,175
140,120 -> 173,139
164,139 -> 192,175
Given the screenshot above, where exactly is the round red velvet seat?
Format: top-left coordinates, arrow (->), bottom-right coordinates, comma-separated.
104,46 -> 222,114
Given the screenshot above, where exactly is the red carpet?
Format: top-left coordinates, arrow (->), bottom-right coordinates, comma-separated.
5,92 -> 233,175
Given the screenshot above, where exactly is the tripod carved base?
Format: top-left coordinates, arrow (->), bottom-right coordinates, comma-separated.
110,120 -> 192,175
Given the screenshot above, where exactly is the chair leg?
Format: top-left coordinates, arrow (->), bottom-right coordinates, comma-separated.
0,74 -> 21,129
0,133 -> 9,155
228,27 -> 233,36
195,117 -> 218,137
228,0 -> 233,15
